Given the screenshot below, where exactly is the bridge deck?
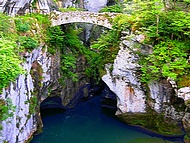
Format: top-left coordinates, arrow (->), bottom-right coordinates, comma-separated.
51,11 -> 119,29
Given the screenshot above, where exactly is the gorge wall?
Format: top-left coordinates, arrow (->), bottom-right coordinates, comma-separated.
102,31 -> 190,139
0,47 -> 52,142
1,0 -> 190,143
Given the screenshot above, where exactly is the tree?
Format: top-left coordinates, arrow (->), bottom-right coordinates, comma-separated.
122,0 -> 190,86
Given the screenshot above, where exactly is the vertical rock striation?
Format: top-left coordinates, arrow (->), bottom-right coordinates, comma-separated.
0,0 -> 51,15
0,47 -> 52,143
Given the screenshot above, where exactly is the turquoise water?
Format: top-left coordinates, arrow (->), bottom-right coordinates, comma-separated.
31,95 -> 183,143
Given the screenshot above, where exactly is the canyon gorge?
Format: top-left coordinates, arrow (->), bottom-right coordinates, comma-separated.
0,0 -> 190,143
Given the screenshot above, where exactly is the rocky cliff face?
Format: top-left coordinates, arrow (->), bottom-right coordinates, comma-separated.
0,42 -> 90,143
0,0 -> 109,15
102,34 -> 146,114
0,47 -> 52,143
0,0 -> 51,15
102,32 -> 190,139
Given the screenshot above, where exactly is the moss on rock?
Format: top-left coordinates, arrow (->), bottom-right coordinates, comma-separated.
184,135 -> 190,143
117,110 -> 184,136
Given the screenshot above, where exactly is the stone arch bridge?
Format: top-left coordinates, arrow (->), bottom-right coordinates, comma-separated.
51,11 -> 119,29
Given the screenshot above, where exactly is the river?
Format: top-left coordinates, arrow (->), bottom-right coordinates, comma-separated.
31,95 -> 183,143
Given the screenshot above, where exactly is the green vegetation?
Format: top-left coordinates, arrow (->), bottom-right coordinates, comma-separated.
139,11 -> 190,85
26,96 -> 38,115
0,39 -> 24,91
0,13 -> 14,38
59,7 -> 83,12
0,13 -> 51,93
0,11 -> 93,93
0,0 -> 189,99
46,26 -> 65,54
99,3 -> 123,13
184,134 -> 190,143
15,19 -> 30,32
88,0 -> 190,86
18,36 -> 39,50
0,13 -> 50,124
86,29 -> 121,81
0,1 -> 190,138
0,98 -> 16,122
88,1 -> 190,137
47,25 -> 83,82
108,0 -> 190,87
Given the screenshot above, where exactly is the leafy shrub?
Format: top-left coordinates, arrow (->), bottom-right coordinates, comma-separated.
140,40 -> 190,82
99,3 -> 123,13
31,13 -> 50,29
85,19 -> 121,80
15,19 -> 30,32
47,25 -> 82,82
122,0 -> 190,86
61,54 -> 78,82
25,96 -> 38,114
0,13 -> 14,38
46,26 -> 65,53
18,36 -> 39,50
0,39 -> 24,91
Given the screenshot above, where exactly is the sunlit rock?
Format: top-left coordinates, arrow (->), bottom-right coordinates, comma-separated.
0,0 -> 50,15
0,46 -> 52,143
178,87 -> 190,102
102,35 -> 146,114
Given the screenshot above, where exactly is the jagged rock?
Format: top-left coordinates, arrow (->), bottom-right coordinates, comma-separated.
148,80 -> 174,113
102,35 -> 146,114
183,112 -> 190,130
102,34 -> 188,137
164,105 -> 184,121
0,46 -> 51,143
0,0 -> 50,15
178,87 -> 190,102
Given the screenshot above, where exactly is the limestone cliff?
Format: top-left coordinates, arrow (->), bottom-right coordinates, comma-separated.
0,43 -> 90,143
0,0 -> 50,15
0,47 -> 52,143
102,34 -> 146,114
102,32 -> 190,138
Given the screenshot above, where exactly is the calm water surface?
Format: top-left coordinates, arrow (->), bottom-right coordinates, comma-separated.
31,95 -> 183,143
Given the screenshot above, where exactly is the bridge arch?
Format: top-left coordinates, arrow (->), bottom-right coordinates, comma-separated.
51,11 -> 119,29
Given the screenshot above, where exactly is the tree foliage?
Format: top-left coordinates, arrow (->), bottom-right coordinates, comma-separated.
0,13 -> 14,38
0,13 -> 51,93
88,29 -> 120,78
99,3 -> 123,13
0,39 -> 24,91
46,24 -> 97,82
93,0 -> 190,86
120,0 -> 190,86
